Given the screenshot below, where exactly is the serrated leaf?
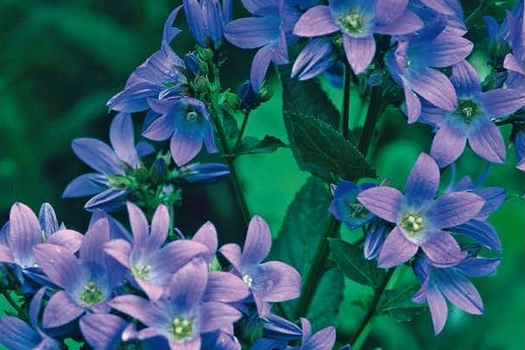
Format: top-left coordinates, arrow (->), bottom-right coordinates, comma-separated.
280,66 -> 340,129
329,238 -> 386,288
283,113 -> 375,182
269,177 -> 344,329
236,135 -> 287,155
378,287 -> 427,323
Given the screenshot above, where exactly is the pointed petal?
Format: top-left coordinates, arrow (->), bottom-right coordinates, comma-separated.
357,187 -> 403,223
104,239 -> 132,268
38,203 -> 59,235
250,45 -> 274,92
203,271 -> 250,303
343,35 -> 375,74
193,221 -> 218,257
62,173 -> 107,198
452,220 -> 502,251
407,67 -> 457,111
109,295 -> 169,327
374,0 -> 407,24
481,88 -> 525,117
170,122 -> 205,166
142,112 -> 175,142
251,261 -> 301,302
375,9 -> 423,35
378,227 -> 419,267
293,6 -> 339,37
72,138 -> 124,175
80,314 -> 128,350
450,60 -> 481,96
110,112 -> 140,168
219,243 -> 242,272
165,259 -> 208,307
8,202 -> 41,268
43,291 -> 85,328
405,153 -> 440,207
224,17 -> 279,49
426,284 -> 448,334
183,0 -> 206,46
241,215 -> 272,267
34,244 -> 83,289
305,325 -> 336,349
149,204 -> 170,248
404,84 -> 422,123
430,123 -> 467,168
476,187 -> 506,217
46,229 -> 84,253
0,317 -> 41,349
431,192 -> 484,228
468,121 -> 506,163
85,189 -> 127,212
126,202 -> 149,247
81,217 -> 110,265
457,257 -> 500,277
421,232 -> 466,267
199,302 -> 242,333
436,269 -> 483,314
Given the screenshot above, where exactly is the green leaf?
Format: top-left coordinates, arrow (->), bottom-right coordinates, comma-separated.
283,113 -> 375,182
269,177 -> 344,329
236,135 -> 287,156
378,287 -> 427,322
280,66 -> 340,129
329,238 -> 386,288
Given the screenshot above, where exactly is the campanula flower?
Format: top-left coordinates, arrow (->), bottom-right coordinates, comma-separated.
219,215 -> 301,316
329,179 -> 375,231
183,0 -> 232,49
357,153 -> 484,268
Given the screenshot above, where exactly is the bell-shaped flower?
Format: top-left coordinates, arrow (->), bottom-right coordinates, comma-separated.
357,153 -> 485,268
219,215 -> 301,316
183,0 -> 232,49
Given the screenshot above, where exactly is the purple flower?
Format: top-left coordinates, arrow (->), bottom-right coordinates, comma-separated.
107,7 -> 187,113
109,259 -> 243,350
412,253 -> 500,334
289,318 -> 336,350
293,0 -> 423,74
142,97 -> 218,166
291,38 -> 338,81
0,203 -> 82,290
0,288 -> 60,350
104,202 -> 210,300
62,112 -> 154,211
33,216 -> 125,329
79,314 -> 129,350
224,0 -> 298,91
219,216 -> 301,316
329,179 -> 375,231
425,60 -> 525,167
503,4 -> 525,91
385,22 -> 473,122
357,153 -> 485,268
183,0 -> 232,49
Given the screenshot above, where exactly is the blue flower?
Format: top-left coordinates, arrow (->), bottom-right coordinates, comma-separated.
62,112 -> 154,211
0,288 -> 60,350
224,0 -> 300,91
329,179 -> 375,231
142,96 -> 218,166
357,153 -> 484,268
33,216 -> 126,329
423,60 -> 525,167
289,318 -> 336,350
219,216 -> 301,316
109,259 -> 243,350
293,0 -> 423,74
412,252 -> 500,334
183,0 -> 232,49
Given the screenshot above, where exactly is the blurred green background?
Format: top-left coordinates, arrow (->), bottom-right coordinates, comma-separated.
0,1 -> 524,349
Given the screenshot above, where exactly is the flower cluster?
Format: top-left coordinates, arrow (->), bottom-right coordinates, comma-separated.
2,0 -> 524,348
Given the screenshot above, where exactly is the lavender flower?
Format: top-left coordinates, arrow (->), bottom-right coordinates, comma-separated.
219,215 -> 301,316
33,216 -> 125,329
224,0 -> 299,91
62,112 -> 154,211
0,288 -> 60,350
104,202 -> 210,300
109,259 -> 243,349
503,2 -> 524,91
412,252 -> 500,334
357,153 -> 485,268
79,314 -> 129,350
293,0 -> 423,74
142,97 -> 218,166
183,0 -> 232,49
291,38 -> 338,81
425,60 -> 525,167
289,318 -> 336,350
0,202 -> 82,290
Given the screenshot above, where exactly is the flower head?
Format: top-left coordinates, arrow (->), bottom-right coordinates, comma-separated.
219,216 -> 301,316
183,0 -> 232,49
357,153 -> 485,268
329,179 -> 375,231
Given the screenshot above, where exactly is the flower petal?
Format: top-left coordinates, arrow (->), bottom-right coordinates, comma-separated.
357,187 -> 404,223
407,67 -> 457,111
33,243 -> 84,289
72,138 -> 124,175
293,6 -> 339,37
42,291 -> 85,328
343,35 -> 375,74
110,112 -> 140,168
377,227 -> 419,268
199,302 -> 242,333
430,192 -> 484,228
481,88 -> 525,117
451,220 -> 502,251
435,269 -> 483,315
62,173 -> 107,198
203,271 -> 250,303
224,17 -> 279,49
241,215 -> 272,267
251,261 -> 301,302
80,314 -> 128,350
8,203 -> 42,268
430,122 -> 467,168
404,153 -> 440,207
468,120 -> 506,163
426,283 -> 448,334
420,231 -> 466,268
109,295 -> 169,327
0,316 -> 41,349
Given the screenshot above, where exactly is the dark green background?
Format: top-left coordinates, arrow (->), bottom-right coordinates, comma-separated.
0,1 -> 523,349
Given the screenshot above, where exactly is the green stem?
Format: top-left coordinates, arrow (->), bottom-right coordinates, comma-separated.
293,216 -> 341,320
350,267 -> 396,348
358,86 -> 382,155
233,111 -> 250,153
209,65 -> 251,226
342,63 -> 352,140
1,290 -> 22,314
465,0 -> 492,28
